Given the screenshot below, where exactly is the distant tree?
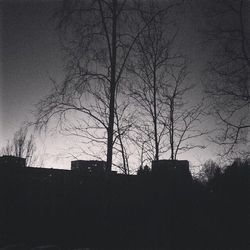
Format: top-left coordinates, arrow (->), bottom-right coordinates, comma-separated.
195,157 -> 249,248
223,158 -> 249,184
1,127 -> 38,167
204,0 -> 250,158
137,165 -> 151,175
198,160 -> 221,183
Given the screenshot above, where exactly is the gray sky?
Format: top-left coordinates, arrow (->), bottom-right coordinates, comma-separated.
0,0 -> 66,167
0,0 -> 220,170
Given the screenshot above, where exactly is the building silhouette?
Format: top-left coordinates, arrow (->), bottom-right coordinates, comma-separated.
152,159 -> 189,174
0,155 -> 26,168
0,155 -> 247,249
71,160 -> 106,175
0,155 -> 193,248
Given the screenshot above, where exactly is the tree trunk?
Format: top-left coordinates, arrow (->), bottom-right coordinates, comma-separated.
170,100 -> 174,160
153,67 -> 159,161
115,109 -> 130,175
106,0 -> 117,173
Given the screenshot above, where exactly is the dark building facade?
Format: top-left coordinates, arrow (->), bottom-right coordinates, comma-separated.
152,159 -> 189,174
0,155 -> 26,168
71,160 -> 106,175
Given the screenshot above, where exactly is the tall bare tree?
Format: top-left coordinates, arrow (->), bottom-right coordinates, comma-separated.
128,1 -> 206,163
35,0 -> 179,172
128,1 -> 179,161
204,0 -> 250,157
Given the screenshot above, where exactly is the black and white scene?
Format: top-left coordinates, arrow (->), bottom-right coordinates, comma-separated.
0,0 -> 249,249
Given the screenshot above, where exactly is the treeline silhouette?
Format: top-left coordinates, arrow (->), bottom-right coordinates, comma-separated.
0,158 -> 248,249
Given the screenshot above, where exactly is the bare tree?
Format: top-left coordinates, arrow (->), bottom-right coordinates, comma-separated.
113,100 -> 133,174
35,0 -> 179,173
1,127 -> 38,167
161,63 -> 207,160
128,1 -> 179,161
128,1 -> 206,162
204,0 -> 250,157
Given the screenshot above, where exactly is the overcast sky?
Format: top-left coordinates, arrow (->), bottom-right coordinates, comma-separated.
0,0 -> 66,167
0,0 -> 221,170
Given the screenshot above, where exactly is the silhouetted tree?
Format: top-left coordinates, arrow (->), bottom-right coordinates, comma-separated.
198,159 -> 221,183
128,1 -> 178,161
113,100 -> 134,174
35,0 -> 179,173
129,1 -> 207,162
137,164 -> 151,175
161,63 -> 207,160
1,127 -> 38,167
204,0 -> 250,158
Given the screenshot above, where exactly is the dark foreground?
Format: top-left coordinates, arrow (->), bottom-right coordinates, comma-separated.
0,159 -> 248,249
